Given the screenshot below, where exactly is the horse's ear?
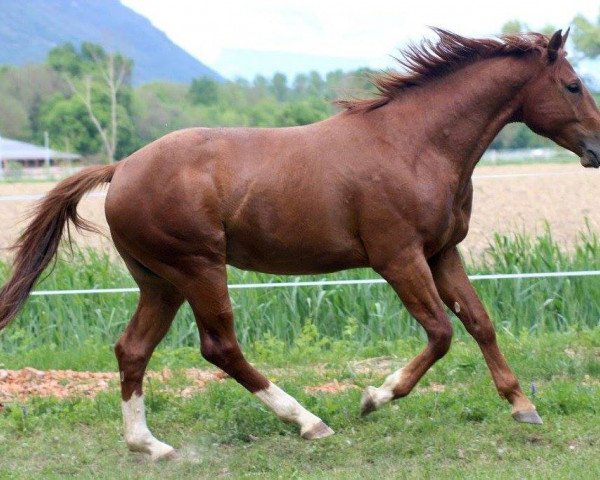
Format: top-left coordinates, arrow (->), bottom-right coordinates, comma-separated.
561,27 -> 570,47
548,29 -> 563,63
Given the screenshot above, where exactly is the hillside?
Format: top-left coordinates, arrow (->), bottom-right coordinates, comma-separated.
0,0 -> 222,84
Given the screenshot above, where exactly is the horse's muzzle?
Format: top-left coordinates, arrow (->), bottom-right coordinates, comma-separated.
581,140 -> 600,168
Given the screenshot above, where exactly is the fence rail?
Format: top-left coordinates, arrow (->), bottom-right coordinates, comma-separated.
28,270 -> 600,297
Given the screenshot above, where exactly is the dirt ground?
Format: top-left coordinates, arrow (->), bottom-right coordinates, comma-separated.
466,162 -> 600,256
0,367 -> 228,403
0,162 -> 598,260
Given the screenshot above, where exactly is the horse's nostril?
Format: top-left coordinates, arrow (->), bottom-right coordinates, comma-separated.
586,149 -> 600,168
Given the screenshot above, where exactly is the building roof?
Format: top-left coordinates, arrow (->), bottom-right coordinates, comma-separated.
0,137 -> 80,161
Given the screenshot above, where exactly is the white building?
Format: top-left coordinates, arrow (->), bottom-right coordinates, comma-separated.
0,136 -> 80,168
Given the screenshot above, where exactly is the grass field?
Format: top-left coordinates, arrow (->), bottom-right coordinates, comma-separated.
0,331 -> 598,479
0,228 -> 599,478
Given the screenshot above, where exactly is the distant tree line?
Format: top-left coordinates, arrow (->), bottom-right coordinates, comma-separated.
0,45 -> 378,162
1,12 -> 599,162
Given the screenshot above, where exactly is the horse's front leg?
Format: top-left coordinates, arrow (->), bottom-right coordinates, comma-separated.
430,246 -> 542,424
361,252 -> 453,415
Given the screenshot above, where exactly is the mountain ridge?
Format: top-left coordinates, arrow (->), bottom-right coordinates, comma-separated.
0,0 -> 222,84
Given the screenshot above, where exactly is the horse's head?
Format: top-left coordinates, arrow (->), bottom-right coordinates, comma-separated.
521,29 -> 600,168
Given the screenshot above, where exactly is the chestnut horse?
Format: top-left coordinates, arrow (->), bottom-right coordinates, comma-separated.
1,29 -> 599,460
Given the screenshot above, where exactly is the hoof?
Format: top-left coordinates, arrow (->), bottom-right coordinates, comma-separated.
152,447 -> 177,461
301,421 -> 335,440
127,439 -> 177,461
512,410 -> 543,425
360,386 -> 378,417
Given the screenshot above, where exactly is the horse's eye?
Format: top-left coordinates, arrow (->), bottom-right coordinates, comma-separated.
566,82 -> 580,94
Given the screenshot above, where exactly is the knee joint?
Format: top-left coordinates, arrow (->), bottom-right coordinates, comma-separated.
469,321 -> 496,345
115,338 -> 149,372
429,322 -> 453,357
200,338 -> 240,367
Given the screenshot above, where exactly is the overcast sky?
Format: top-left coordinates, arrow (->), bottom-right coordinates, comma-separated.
122,0 -> 598,78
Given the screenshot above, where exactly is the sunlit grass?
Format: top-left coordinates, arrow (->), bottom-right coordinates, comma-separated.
0,330 -> 598,479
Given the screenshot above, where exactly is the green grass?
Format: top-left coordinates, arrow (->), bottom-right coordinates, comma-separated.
1,225 -> 600,356
0,330 -> 598,479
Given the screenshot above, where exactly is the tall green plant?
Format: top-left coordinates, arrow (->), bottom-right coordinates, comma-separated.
1,227 -> 599,355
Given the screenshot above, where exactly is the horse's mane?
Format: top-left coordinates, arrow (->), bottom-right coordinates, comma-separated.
337,28 -> 549,113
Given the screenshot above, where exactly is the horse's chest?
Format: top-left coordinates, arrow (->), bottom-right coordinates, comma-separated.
423,188 -> 473,255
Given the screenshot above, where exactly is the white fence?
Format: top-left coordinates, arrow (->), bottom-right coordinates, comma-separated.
482,148 -> 576,163
28,270 -> 600,297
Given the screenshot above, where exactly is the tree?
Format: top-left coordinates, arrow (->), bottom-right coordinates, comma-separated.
572,11 -> 600,59
500,20 -> 556,37
293,73 -> 309,96
0,96 -> 31,139
308,71 -> 325,97
188,76 -> 219,105
275,99 -> 329,127
39,91 -> 138,158
39,94 -> 103,155
540,24 -> 558,37
501,20 -> 527,34
133,82 -> 189,142
252,75 -> 269,100
271,73 -> 288,101
48,42 -> 133,163
0,64 -> 65,142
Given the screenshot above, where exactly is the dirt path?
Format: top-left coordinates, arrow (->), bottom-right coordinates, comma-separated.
0,163 -> 598,259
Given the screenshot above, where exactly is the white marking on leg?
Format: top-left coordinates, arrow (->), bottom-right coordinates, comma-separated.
454,302 -> 461,314
255,382 -> 332,437
122,393 -> 175,460
367,368 -> 406,409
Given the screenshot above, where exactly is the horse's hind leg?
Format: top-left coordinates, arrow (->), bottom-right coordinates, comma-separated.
181,259 -> 334,440
114,255 -> 184,460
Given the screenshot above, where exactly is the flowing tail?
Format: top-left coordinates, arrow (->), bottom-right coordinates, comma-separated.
0,164 -> 116,330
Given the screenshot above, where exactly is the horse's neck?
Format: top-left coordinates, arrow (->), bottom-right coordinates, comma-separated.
384,56 -> 539,181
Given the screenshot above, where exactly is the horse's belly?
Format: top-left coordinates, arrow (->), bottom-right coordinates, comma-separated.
225,230 -> 368,275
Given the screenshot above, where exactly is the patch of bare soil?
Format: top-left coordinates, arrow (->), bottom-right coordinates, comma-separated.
0,368 -> 227,403
346,356 -> 397,375
0,183 -> 113,256
0,368 -> 115,401
465,163 -> 600,256
304,380 -> 358,394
